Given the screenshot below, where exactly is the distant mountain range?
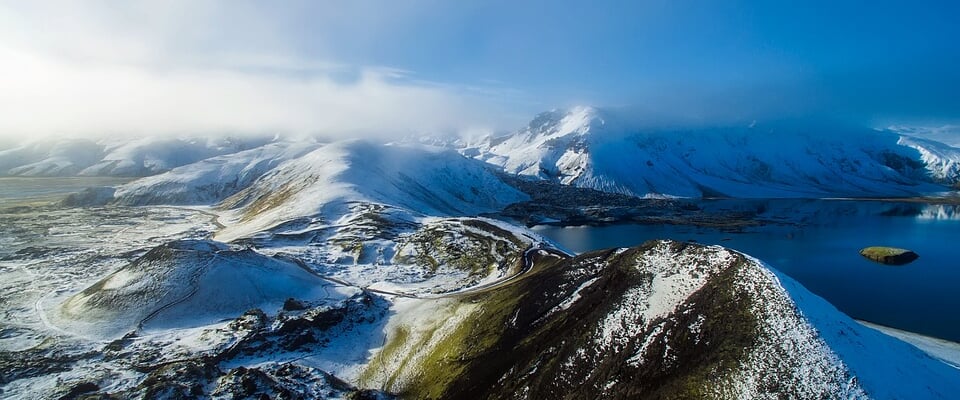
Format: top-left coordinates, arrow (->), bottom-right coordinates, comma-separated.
0,135 -> 271,177
458,106 -> 958,198
7,107 -> 959,202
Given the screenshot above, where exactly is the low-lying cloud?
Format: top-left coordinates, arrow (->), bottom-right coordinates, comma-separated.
0,46 -> 523,140
0,2 -> 529,140
3,1 -> 956,141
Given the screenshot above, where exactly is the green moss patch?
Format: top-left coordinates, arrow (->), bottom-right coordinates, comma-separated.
859,246 -> 919,265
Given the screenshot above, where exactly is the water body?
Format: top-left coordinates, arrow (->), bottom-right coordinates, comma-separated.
534,199 -> 960,342
0,177 -> 132,204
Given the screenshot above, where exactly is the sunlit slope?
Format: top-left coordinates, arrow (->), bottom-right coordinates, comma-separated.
213,140 -> 528,241
367,240 -> 960,399
464,107 -> 957,198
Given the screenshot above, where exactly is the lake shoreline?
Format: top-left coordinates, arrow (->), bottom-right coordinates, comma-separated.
514,196 -> 959,230
858,320 -> 960,369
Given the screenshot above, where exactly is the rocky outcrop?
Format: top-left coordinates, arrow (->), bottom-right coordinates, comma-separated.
859,246 -> 920,265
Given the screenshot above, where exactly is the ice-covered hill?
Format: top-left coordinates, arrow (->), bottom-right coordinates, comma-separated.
897,135 -> 960,184
213,140 -> 528,241
56,239 -> 351,339
112,140 -> 321,205
891,125 -> 960,147
368,240 -> 960,399
0,136 -> 269,177
462,107 -> 957,198
0,139 -> 105,176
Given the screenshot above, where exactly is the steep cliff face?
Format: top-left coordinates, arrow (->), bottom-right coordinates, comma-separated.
365,240 -> 960,399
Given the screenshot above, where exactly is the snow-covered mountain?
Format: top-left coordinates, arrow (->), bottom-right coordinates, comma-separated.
212,140 -> 528,241
897,135 -> 960,184
8,108 -> 960,201
112,140 -> 321,205
56,138 -> 527,242
461,106 -> 958,198
368,240 -> 960,398
890,125 -> 960,147
0,139 -> 105,176
0,135 -> 270,177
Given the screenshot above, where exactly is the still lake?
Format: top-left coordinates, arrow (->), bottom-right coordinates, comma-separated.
533,199 -> 960,342
0,177 -> 132,203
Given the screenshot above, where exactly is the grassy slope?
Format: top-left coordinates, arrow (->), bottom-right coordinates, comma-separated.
362,241 -> 765,399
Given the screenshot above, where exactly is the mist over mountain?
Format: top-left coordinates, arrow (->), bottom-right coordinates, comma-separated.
27,106 -> 958,206
0,135 -> 274,177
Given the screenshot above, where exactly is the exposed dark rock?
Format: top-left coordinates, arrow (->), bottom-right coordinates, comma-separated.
283,298 -> 308,311
130,360 -> 220,399
490,172 -> 770,229
211,363 -> 390,399
276,306 -> 346,334
229,309 -> 269,332
0,348 -> 95,385
56,382 -> 100,400
103,331 -> 138,353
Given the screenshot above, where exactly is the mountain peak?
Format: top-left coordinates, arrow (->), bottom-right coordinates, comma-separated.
526,106 -> 607,138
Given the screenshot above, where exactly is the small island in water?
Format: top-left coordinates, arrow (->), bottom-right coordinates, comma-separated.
860,246 -> 920,265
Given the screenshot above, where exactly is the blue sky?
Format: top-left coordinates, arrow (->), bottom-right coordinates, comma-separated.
0,0 -> 957,137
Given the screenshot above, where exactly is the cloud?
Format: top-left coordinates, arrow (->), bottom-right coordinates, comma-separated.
0,46 -> 520,138
5,1 -> 955,140
0,1 -> 528,139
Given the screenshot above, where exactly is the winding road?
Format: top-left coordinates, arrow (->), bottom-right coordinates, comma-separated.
284,245 -> 567,301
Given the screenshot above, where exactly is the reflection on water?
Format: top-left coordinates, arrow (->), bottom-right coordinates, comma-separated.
696,198 -> 960,221
916,204 -> 960,220
534,199 -> 960,342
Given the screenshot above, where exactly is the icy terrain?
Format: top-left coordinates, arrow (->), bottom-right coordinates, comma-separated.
211,140 -> 528,242
56,239 -> 352,339
461,107 -> 960,198
113,140 -> 321,206
0,135 -> 272,177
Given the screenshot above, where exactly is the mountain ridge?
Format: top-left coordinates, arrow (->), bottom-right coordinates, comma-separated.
460,107 -> 959,198
362,239 -> 960,399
